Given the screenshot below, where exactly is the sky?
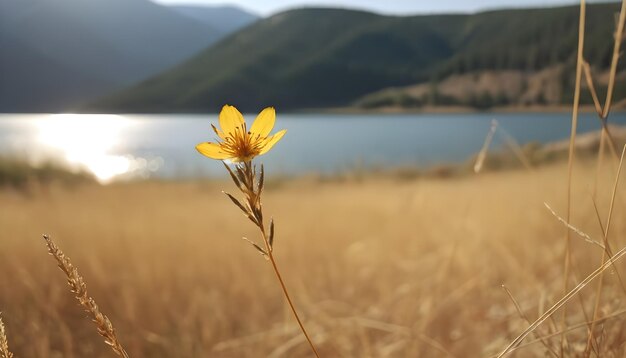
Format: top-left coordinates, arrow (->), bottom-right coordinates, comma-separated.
153,0 -> 613,16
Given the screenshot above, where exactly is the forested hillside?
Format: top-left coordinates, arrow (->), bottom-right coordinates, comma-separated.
93,3 -> 624,112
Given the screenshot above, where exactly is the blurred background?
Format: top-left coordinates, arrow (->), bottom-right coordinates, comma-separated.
2,0 -> 626,357
0,0 -> 625,182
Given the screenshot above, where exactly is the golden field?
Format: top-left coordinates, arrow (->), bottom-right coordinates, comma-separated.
1,159 -> 626,357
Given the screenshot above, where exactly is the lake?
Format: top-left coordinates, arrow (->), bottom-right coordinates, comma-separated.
0,112 -> 624,182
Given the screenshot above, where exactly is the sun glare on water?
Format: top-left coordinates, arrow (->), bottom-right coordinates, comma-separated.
35,114 -> 149,183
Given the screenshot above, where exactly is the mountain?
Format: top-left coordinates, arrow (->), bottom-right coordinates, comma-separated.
170,5 -> 259,34
0,0 -> 222,112
0,35 -> 115,111
93,3 -> 624,113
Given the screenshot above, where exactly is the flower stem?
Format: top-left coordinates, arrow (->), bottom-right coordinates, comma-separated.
231,161 -> 321,357
259,226 -> 321,358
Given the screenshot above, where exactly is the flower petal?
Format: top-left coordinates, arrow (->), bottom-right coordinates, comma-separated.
219,105 -> 245,135
196,142 -> 232,160
249,107 -> 275,138
211,124 -> 226,140
259,129 -> 287,155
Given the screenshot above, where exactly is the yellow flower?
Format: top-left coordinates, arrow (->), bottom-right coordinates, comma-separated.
196,105 -> 287,163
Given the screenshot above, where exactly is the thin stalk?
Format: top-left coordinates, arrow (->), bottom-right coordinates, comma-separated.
589,198 -> 626,295
584,145 -> 626,355
43,235 -> 129,358
502,286 -> 559,358
561,0 -> 586,353
474,119 -> 498,173
582,61 -> 604,117
583,62 -> 619,160
583,1 -> 626,352
498,244 -> 626,358
259,226 -> 321,358
493,308 -> 626,357
232,162 -> 320,357
0,314 -> 13,358
593,128 -> 606,199
601,0 -> 626,119
499,124 -> 534,172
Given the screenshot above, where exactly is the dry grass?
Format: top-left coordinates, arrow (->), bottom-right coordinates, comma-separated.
0,2 -> 625,357
42,234 -> 129,357
0,159 -> 626,357
0,314 -> 13,358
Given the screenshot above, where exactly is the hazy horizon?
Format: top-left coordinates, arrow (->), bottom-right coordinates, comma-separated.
152,0 -> 616,16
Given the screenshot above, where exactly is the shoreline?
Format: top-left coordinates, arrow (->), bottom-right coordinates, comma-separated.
318,104 -> 626,115
2,125 -> 620,190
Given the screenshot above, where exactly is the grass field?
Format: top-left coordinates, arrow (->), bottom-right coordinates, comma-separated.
1,158 -> 625,357
1,0 -> 624,356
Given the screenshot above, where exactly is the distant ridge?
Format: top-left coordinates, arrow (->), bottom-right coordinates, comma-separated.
92,3 -> 625,113
0,0 -> 256,112
170,5 -> 259,34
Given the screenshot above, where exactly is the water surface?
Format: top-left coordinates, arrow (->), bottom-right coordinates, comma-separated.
0,112 -> 623,182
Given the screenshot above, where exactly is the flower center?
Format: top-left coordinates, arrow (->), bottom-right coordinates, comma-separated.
223,126 -> 263,161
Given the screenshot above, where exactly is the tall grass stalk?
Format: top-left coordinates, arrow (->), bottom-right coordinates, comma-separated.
501,285 -> 559,357
585,0 -> 626,197
581,1 -> 626,352
42,235 -> 130,358
474,119 -> 498,173
582,62 -> 618,160
502,1 -> 626,355
584,145 -> 626,355
495,308 -> 626,356
561,0 -> 586,353
601,0 -> 626,119
0,314 -> 13,358
497,243 -> 626,357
